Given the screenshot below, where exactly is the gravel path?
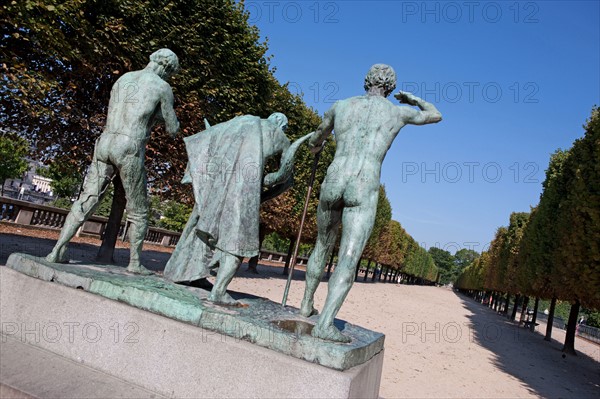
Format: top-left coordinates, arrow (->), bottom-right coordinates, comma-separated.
1,224 -> 599,398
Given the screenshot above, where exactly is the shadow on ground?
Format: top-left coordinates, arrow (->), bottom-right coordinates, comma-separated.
0,232 -> 399,291
0,233 -> 171,272
455,292 -> 600,398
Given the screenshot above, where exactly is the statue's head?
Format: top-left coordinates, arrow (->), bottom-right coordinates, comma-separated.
268,112 -> 288,132
149,48 -> 180,79
364,64 -> 396,97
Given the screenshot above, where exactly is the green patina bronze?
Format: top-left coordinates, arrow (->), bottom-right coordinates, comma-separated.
46,49 -> 180,275
300,64 -> 443,342
163,113 -> 313,305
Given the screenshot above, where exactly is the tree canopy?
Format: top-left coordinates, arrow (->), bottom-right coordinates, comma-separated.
0,133 -> 29,195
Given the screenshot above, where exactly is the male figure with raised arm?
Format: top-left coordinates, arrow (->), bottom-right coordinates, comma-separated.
46,49 -> 180,275
300,64 -> 442,342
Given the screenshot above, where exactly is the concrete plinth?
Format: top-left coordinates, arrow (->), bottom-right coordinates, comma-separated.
1,258 -> 384,398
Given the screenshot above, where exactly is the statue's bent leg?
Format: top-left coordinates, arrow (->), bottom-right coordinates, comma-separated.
300,200 -> 341,317
120,156 -> 151,275
313,200 -> 377,343
208,252 -> 243,305
46,159 -> 114,263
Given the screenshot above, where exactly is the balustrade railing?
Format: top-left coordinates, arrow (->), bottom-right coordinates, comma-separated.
0,196 -> 181,248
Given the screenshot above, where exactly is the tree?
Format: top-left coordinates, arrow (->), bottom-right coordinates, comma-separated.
454,249 -> 479,269
552,108 -> 600,354
1,0 -> 325,200
519,149 -> 569,340
36,159 -> 84,200
553,108 -> 600,311
429,247 -> 454,285
362,185 -> 393,260
156,200 -> 193,232
0,134 -> 28,196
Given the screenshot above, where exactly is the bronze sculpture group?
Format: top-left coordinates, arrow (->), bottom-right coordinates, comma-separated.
46,50 -> 442,343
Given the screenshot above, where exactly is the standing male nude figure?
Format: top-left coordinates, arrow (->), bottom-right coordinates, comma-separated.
300,64 -> 442,342
46,49 -> 180,274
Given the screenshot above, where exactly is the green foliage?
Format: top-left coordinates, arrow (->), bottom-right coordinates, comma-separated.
505,212 -> 530,294
455,252 -> 489,291
583,311 -> 600,328
404,238 -> 438,282
261,232 -> 313,257
485,227 -> 508,291
262,232 -> 291,253
454,249 -> 479,270
38,160 -> 84,199
156,200 -> 193,232
0,134 -> 29,195
552,108 -> 600,308
49,197 -> 74,210
1,0 -> 326,197
429,247 -> 455,284
375,220 -> 408,269
519,149 -> 570,299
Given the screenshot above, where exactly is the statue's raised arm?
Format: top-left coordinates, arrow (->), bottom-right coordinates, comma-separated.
394,90 -> 442,126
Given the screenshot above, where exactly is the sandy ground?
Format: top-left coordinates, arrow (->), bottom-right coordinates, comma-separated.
1,224 -> 599,398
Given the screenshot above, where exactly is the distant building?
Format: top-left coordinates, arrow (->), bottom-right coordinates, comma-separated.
2,158 -> 54,204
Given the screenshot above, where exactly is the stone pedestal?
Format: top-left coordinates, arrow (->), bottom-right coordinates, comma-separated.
1,254 -> 384,398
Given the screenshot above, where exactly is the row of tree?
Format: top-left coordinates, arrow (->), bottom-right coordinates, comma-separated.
455,108 -> 600,354
356,187 -> 439,284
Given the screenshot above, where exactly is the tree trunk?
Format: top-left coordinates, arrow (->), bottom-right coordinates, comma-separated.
504,293 -> 511,315
529,297 -> 540,332
544,297 -> 557,341
96,177 -> 126,263
1,179 -> 5,196
247,224 -> 266,273
544,298 -> 556,341
378,266 -> 383,282
354,258 -> 362,281
282,239 -> 294,275
519,296 -> 530,324
326,250 -> 335,279
562,300 -> 580,355
363,259 -> 372,282
510,294 -> 521,321
371,264 -> 378,282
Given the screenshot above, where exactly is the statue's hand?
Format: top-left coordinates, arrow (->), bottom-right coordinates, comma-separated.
308,144 -> 323,154
308,139 -> 326,154
263,172 -> 278,187
394,91 -> 419,106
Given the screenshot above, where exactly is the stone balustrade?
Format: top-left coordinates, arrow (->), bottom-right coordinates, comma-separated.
0,196 -> 308,264
0,196 -> 181,248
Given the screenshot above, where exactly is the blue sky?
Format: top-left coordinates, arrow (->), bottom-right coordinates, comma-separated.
244,0 -> 600,254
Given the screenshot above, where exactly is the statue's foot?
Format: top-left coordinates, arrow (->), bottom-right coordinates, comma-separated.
208,291 -> 245,307
312,323 -> 351,343
46,247 -> 68,264
300,300 -> 319,317
126,264 -> 153,275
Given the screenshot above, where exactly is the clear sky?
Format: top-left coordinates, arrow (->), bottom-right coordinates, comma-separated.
244,0 -> 600,254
